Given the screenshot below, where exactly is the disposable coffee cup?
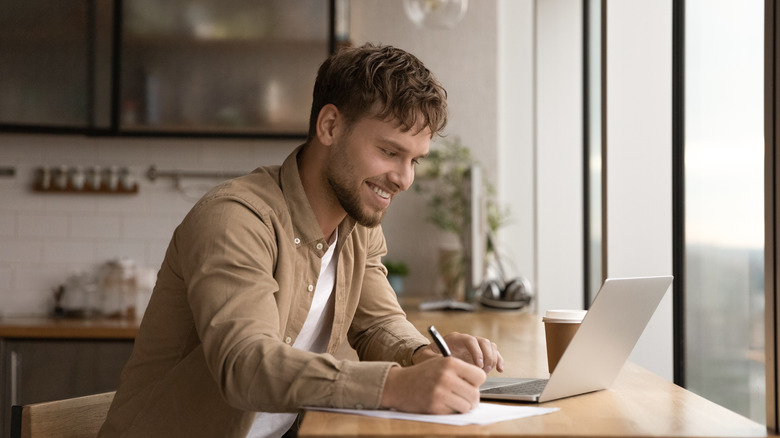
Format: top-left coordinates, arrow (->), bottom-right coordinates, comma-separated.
543,309 -> 587,373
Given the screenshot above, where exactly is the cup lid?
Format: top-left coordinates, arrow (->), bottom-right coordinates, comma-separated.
543,309 -> 587,322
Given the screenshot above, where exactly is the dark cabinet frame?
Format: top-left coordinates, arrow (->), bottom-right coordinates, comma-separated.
0,0 -> 337,139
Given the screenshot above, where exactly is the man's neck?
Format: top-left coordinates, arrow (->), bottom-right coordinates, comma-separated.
297,144 -> 346,240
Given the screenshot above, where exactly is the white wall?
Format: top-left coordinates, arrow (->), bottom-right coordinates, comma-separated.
497,0 -> 537,300
606,0 -> 674,380
534,0 -> 584,313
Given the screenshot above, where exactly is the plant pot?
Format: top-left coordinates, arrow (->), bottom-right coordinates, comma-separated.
388,275 -> 406,295
438,247 -> 465,301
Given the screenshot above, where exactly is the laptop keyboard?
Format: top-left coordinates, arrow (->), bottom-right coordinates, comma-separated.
481,378 -> 548,395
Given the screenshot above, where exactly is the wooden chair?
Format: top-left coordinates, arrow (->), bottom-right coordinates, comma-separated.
10,391 -> 115,438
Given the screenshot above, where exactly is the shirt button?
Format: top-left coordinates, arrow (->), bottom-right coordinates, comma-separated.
294,238 -> 301,245
316,242 -> 323,250
285,337 -> 292,344
307,284 -> 314,292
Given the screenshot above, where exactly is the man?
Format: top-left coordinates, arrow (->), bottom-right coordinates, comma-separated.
99,43 -> 503,438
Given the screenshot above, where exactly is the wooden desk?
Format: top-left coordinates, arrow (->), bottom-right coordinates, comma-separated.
299,308 -> 773,437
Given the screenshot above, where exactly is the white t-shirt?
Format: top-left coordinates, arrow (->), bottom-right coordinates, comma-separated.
247,231 -> 338,438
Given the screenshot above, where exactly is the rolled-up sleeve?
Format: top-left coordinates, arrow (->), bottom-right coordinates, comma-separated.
347,227 -> 430,367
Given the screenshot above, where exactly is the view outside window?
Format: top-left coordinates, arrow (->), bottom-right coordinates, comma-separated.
685,0 -> 764,423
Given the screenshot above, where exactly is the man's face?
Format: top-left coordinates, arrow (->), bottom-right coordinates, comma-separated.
325,116 -> 431,227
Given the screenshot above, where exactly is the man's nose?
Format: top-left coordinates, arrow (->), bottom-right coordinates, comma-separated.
389,162 -> 414,192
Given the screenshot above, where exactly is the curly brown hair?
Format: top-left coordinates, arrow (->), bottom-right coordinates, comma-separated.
307,43 -> 448,140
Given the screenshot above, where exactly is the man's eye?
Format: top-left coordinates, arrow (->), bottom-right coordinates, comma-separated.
381,148 -> 396,157
412,158 -> 421,166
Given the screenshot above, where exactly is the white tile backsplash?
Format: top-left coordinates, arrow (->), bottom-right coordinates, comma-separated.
0,266 -> 11,289
43,140 -> 101,164
96,140 -> 153,164
1,133 -> 299,316
43,240 -> 98,264
0,212 -> 15,237
96,240 -> 148,264
94,192 -> 150,214
70,215 -> 122,239
121,215 -> 178,241
1,288 -> 52,318
0,187 -> 45,211
18,213 -> 69,238
0,139 -> 44,161
13,265 -> 77,293
44,193 -> 100,213
0,240 -> 43,264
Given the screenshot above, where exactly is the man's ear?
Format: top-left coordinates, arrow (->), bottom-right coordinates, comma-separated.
316,104 -> 340,146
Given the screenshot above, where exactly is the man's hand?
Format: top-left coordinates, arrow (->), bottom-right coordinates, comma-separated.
413,332 -> 505,373
380,357 -> 486,414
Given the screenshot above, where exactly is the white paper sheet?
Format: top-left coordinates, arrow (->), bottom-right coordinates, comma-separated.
307,402 -> 559,426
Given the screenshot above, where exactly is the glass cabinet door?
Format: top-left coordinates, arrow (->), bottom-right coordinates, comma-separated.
120,0 -> 331,136
0,1 -> 91,129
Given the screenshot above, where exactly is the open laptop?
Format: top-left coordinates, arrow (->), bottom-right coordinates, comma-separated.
479,275 -> 673,403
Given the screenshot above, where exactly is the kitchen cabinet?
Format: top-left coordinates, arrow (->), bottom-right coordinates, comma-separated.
0,319 -> 137,438
0,0 -> 340,138
0,0 -> 111,131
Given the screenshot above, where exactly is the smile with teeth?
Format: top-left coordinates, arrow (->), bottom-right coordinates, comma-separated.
370,184 -> 391,199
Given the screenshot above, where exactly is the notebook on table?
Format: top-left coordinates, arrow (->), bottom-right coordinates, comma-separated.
479,275 -> 673,403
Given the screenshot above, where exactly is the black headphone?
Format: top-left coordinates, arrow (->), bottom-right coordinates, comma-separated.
478,232 -> 533,309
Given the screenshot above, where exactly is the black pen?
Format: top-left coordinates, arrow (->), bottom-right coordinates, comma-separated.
428,325 -> 451,357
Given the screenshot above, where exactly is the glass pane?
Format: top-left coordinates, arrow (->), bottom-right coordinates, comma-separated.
0,0 -> 89,127
120,0 -> 330,135
685,0 -> 764,423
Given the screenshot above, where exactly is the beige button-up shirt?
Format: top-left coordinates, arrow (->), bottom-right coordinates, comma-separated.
99,147 -> 430,438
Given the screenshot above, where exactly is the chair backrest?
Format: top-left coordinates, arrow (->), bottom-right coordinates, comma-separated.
10,391 -> 115,438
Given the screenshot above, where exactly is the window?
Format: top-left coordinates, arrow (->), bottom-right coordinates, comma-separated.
683,0 -> 765,423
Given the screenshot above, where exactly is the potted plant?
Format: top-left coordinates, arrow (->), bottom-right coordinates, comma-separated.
383,260 -> 410,295
414,137 -> 509,300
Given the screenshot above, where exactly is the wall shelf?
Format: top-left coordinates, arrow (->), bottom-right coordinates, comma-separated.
32,185 -> 139,195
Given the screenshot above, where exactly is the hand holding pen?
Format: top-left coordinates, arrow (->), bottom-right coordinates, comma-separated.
381,327 -> 485,414
428,325 -> 452,357
380,325 -> 503,414
426,325 -> 504,373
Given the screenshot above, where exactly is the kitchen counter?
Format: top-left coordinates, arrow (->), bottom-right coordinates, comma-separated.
0,317 -> 140,339
0,317 -> 138,437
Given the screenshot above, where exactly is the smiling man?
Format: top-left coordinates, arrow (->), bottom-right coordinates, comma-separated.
99,44 -> 503,438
